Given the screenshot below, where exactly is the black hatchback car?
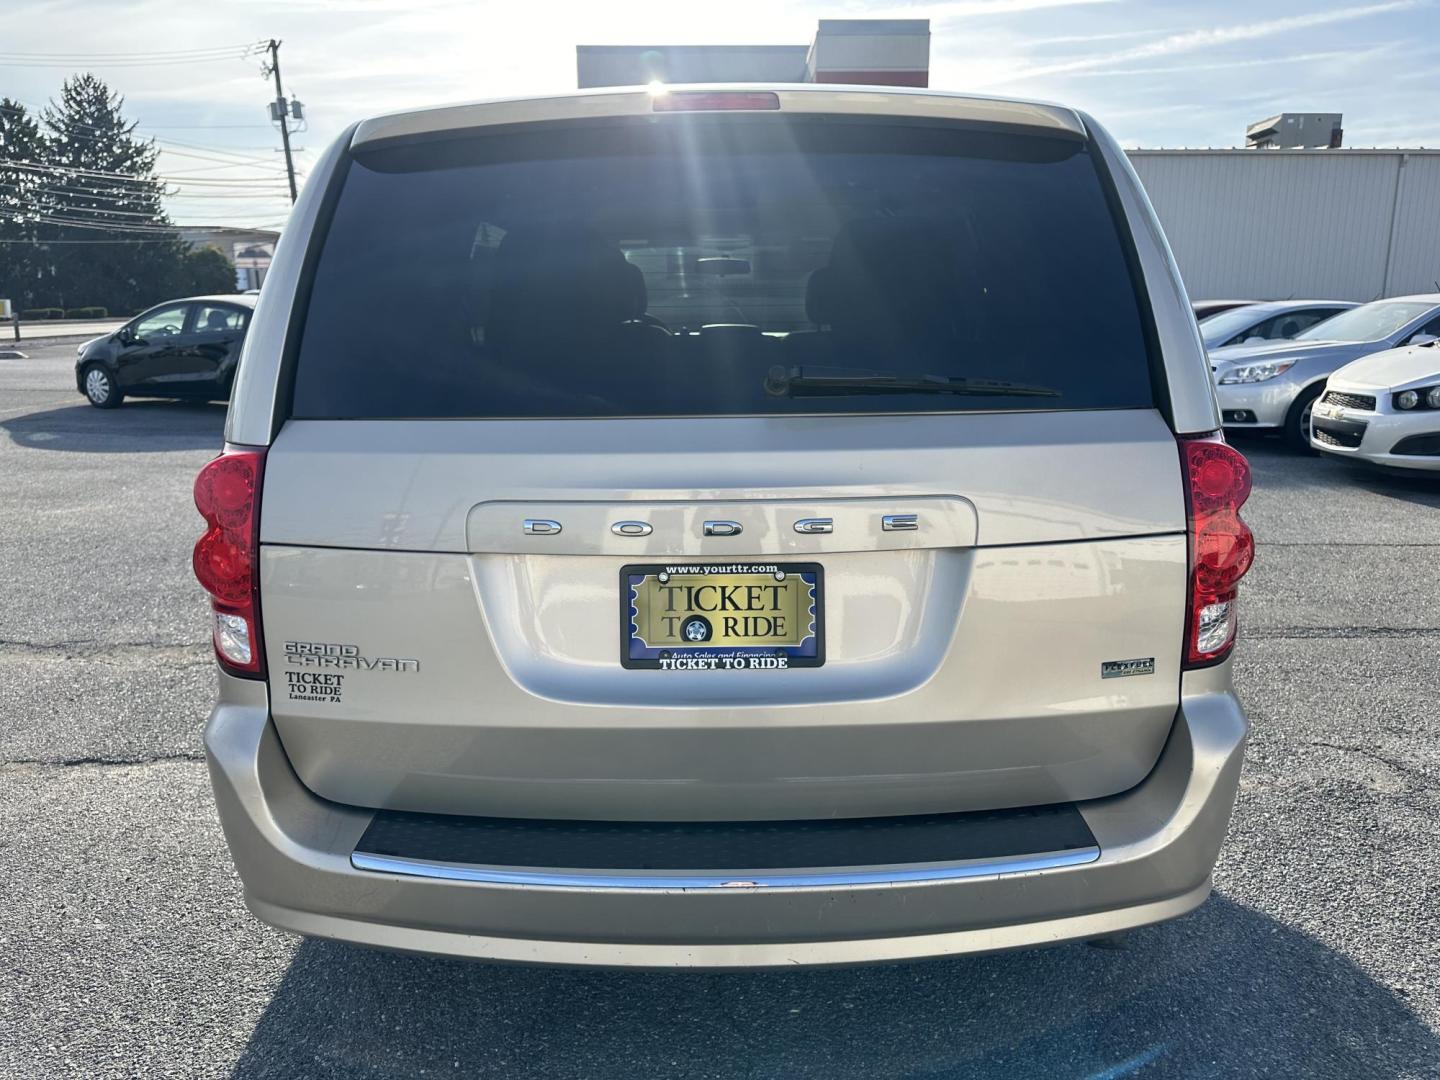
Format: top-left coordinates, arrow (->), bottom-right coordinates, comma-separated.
75,294 -> 257,408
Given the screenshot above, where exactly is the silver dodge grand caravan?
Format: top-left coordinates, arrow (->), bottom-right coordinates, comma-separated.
197,85 -> 1254,968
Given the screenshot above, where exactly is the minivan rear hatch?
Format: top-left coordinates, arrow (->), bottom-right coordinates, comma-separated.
257,104 -> 1187,820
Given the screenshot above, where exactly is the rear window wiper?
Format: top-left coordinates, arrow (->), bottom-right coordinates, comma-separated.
764,365 -> 1061,399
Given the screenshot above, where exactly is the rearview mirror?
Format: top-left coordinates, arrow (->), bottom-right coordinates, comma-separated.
696,257 -> 751,277
1407,332 -> 1438,347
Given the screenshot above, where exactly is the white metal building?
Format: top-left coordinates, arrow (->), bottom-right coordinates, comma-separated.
1127,149 -> 1440,301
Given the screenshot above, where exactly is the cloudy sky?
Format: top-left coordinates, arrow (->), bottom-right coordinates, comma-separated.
4,0 -> 1436,228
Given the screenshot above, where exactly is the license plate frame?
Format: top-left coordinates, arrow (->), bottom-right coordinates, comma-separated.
621,562 -> 825,671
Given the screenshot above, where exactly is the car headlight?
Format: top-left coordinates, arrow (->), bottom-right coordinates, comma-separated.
1218,359 -> 1298,384
76,343 -> 86,356
1391,384 -> 1440,410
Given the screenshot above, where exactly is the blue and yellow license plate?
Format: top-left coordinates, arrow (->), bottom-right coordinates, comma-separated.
621,562 -> 824,671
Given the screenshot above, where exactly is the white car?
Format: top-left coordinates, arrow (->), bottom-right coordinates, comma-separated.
1311,341 -> 1440,471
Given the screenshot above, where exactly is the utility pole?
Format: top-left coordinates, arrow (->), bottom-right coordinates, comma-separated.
265,39 -> 298,203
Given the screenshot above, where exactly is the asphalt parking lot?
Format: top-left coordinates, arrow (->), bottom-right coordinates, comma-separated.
3,340 -> 1438,1079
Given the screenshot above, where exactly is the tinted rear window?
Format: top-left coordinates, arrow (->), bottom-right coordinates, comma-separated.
292,117 -> 1154,419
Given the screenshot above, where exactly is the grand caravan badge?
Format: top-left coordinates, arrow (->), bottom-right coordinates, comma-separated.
285,641 -> 420,672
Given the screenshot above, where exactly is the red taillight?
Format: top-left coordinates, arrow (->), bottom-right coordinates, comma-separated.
193,446 -> 266,678
1180,433 -> 1254,667
651,91 -> 781,112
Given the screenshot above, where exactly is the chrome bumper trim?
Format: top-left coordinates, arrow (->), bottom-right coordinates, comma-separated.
349,846 -> 1101,890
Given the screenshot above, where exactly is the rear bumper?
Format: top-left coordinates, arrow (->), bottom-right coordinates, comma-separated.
205,667 -> 1248,968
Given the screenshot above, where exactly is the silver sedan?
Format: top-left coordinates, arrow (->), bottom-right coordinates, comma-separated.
1198,299 -> 1356,351
1211,296 -> 1440,447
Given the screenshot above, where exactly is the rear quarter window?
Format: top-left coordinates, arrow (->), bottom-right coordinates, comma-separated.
290,117 -> 1155,419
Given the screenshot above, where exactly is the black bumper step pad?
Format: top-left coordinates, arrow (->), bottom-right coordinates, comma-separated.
355,801 -> 1097,872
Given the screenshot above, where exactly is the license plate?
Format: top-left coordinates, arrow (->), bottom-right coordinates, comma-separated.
621,562 -> 824,670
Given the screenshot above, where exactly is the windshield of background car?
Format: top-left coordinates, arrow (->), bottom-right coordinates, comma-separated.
1297,301 -> 1434,343
133,305 -> 189,338
291,117 -> 1155,419
1199,305 -> 1269,347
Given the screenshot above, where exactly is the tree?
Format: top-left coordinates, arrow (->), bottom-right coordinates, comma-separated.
40,74 -> 186,313
0,99 -> 55,309
174,245 -> 238,297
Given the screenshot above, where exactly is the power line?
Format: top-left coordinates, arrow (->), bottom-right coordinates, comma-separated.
2,195 -> 222,222
3,198 -> 287,227
2,79 -> 307,203
168,144 -> 299,152
164,142 -> 307,155
0,218 -> 287,239
5,160 -> 292,187
2,56 -> 262,69
163,188 -> 295,199
23,216 -> 185,234
2,102 -> 300,172
145,130 -> 297,156
3,160 -> 160,186
0,237 -> 188,244
147,159 -> 294,177
0,42 -> 268,69
15,215 -> 275,234
22,217 -> 278,235
151,147 -> 292,171
0,225 -> 283,243
0,179 -> 292,205
143,142 -> 292,168
6,99 -> 271,146
17,114 -> 295,171
1,181 -> 168,204
0,54 -> 303,233
162,176 -> 295,186
0,189 -> 286,224
3,101 -> 281,161
2,105 -> 301,199
0,43 -> 266,59
2,200 -> 164,221
156,191 -> 299,199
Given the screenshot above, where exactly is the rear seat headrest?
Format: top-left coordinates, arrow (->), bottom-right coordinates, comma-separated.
817,218 -> 977,339
805,267 -> 834,327
487,227 -> 642,341
620,260 -> 647,321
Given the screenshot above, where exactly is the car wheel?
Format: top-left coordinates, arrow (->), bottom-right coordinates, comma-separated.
1284,384 -> 1323,451
82,364 -> 122,409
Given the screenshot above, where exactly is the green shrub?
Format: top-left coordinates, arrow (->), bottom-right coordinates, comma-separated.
20,308 -> 64,320
63,307 -> 109,319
